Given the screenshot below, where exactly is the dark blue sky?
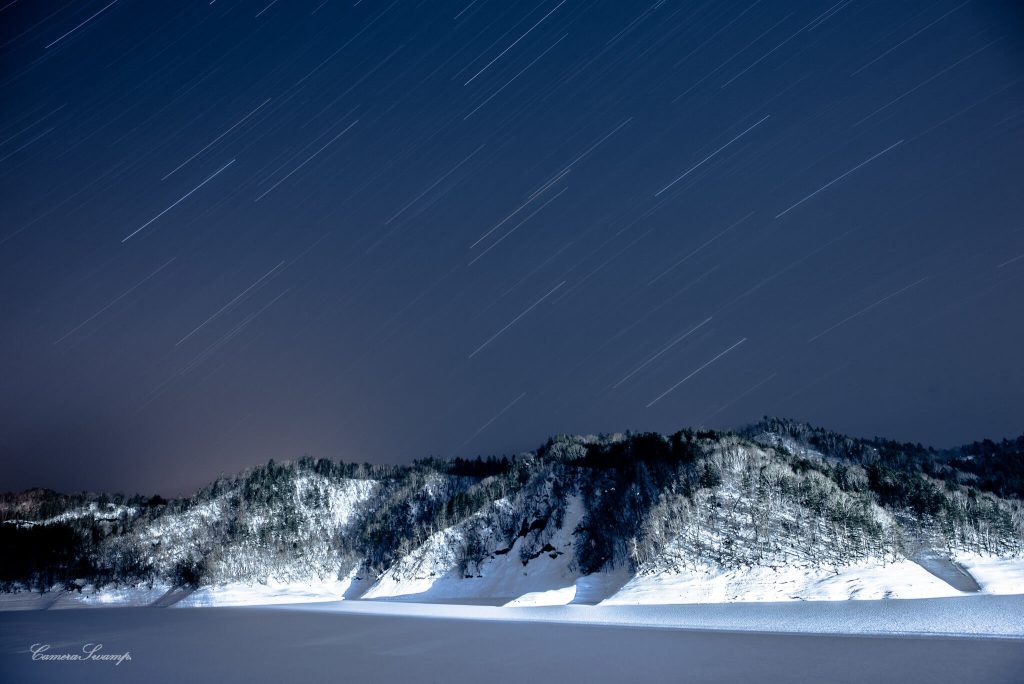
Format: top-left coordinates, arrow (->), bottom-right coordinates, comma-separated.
1,0 -> 1022,495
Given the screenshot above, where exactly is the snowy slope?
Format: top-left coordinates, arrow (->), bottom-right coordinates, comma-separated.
3,423 -> 1022,609
955,553 -> 1024,595
138,475 -> 377,583
364,495 -> 584,601
6,502 -> 137,528
601,561 -> 964,605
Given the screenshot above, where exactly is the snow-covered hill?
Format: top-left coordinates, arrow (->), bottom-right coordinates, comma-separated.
2,420 -> 1023,608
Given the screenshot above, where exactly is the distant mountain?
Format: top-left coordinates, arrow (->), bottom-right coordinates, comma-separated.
2,419 -> 1022,607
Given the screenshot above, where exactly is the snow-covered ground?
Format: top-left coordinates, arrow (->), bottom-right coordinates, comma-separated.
956,554 -> 1024,595
3,554 -> 1022,613
0,564 -> 373,611
504,585 -> 578,606
171,562 -> 368,607
293,594 -> 1024,638
178,578 -> 356,607
603,560 -> 968,605
3,582 -> 1021,638
0,585 -> 177,611
3,602 -> 1021,684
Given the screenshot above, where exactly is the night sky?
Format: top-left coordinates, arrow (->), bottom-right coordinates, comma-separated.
1,1 -> 1022,495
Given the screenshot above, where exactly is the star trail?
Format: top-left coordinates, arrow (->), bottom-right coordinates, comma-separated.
1,0 -> 1022,494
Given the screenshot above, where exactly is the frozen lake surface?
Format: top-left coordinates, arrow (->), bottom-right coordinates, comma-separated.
2,600 -> 1023,684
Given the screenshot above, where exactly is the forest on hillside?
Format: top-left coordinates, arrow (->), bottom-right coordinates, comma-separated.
1,419 -> 1022,593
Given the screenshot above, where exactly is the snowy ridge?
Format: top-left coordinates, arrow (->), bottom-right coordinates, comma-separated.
6,502 -> 137,528
136,472 -> 377,584
2,422 -> 1023,610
